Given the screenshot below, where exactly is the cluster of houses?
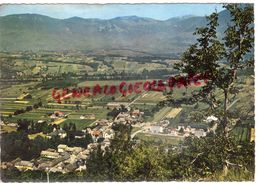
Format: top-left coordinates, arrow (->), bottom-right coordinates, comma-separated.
1,119 -> 115,173
1,116 -> 117,174
1,106 -> 145,173
146,115 -> 219,138
84,119 -> 115,142
147,123 -> 208,137
1,142 -> 99,173
0,120 -> 17,127
1,101 -> 220,173
114,109 -> 144,125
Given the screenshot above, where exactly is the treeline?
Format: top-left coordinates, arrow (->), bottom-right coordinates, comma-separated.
79,69 -> 176,81
12,101 -> 42,116
38,68 -> 178,91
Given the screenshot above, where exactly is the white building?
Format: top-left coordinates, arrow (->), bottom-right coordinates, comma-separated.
149,125 -> 164,133
194,129 -> 207,138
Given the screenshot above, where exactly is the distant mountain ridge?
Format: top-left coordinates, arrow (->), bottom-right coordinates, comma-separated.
0,10 -> 230,56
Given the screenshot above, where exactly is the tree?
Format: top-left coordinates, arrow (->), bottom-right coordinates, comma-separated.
174,4 -> 254,176
72,123 -> 76,132
63,123 -> 69,132
115,145 -> 170,181
86,123 -> 132,180
178,127 -> 184,134
17,119 -> 29,132
25,106 -> 33,112
221,4 -> 254,138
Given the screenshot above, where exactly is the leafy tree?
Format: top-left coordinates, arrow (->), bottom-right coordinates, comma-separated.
178,127 -> 184,134
17,119 -> 30,132
86,123 -> 132,180
174,4 -> 254,176
63,123 -> 69,132
115,145 -> 170,181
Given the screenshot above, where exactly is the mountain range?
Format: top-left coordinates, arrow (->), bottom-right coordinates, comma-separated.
0,9 -> 230,56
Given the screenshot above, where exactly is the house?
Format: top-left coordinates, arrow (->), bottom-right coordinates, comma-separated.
183,132 -> 191,137
49,166 -> 64,173
72,147 -> 83,153
205,115 -> 218,123
170,129 -> 178,136
72,131 -> 86,139
131,109 -> 141,118
63,146 -> 83,153
65,154 -> 77,164
100,142 -> 109,151
48,129 -> 67,139
0,162 -> 7,170
194,129 -> 207,138
90,130 -> 102,138
50,111 -> 65,119
77,153 -> 88,160
57,144 -> 68,153
184,126 -> 192,133
59,130 -> 67,139
103,129 -> 114,139
205,116 -> 219,133
177,125 -> 185,131
80,114 -> 95,120
37,120 -> 45,123
100,138 -> 111,151
0,120 -> 5,125
76,164 -> 86,172
9,123 -> 18,127
14,161 -> 34,171
87,143 -> 98,151
81,149 -> 91,155
41,149 -> 60,159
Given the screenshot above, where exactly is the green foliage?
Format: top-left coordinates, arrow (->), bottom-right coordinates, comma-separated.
166,135 -> 254,181
174,4 -> 254,136
172,4 -> 254,179
115,145 -> 171,181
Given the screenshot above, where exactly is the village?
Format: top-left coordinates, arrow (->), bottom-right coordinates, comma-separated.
1,102 -> 219,173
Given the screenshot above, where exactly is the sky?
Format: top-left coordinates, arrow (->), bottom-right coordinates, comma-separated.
0,4 -> 225,20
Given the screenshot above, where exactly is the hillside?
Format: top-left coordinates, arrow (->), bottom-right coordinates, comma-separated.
0,10 -> 230,55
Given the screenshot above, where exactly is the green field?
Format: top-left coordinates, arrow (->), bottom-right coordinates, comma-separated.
0,51 -> 254,147
152,107 -> 172,122
60,119 -> 94,130
135,133 -> 183,145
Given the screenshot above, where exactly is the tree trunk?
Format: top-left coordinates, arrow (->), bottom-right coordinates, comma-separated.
223,89 -> 229,177
223,163 -> 229,177
223,89 -> 229,138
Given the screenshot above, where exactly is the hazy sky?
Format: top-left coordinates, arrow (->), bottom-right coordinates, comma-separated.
0,4 -> 225,20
